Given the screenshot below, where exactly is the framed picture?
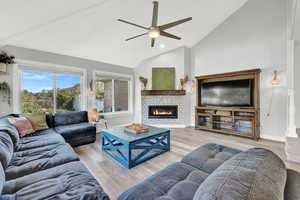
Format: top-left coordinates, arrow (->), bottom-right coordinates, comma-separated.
152,68 -> 175,90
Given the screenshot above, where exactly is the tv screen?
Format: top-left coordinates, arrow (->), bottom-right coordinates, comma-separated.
201,79 -> 252,107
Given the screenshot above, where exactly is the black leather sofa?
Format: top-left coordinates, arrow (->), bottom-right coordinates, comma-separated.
46,111 -> 96,147
0,114 -> 109,199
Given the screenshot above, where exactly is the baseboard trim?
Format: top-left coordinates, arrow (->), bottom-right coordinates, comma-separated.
286,152 -> 300,163
260,134 -> 286,142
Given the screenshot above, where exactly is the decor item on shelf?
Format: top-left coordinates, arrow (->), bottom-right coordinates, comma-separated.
180,75 -> 188,90
139,76 -> 148,90
0,50 -> 15,73
271,70 -> 280,85
0,82 -> 11,105
118,1 -> 192,47
152,68 -> 175,90
90,108 -> 100,122
89,80 -> 96,94
216,110 -> 231,116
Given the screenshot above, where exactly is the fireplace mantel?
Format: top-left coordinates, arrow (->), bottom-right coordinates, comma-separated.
141,90 -> 186,96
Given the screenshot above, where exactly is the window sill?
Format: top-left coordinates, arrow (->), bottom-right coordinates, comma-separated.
102,111 -> 133,119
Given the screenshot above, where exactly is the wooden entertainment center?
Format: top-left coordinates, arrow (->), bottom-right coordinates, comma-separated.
195,69 -> 261,140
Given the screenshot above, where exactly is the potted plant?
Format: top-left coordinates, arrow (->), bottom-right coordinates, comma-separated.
0,51 -> 15,73
0,82 -> 11,105
139,76 -> 148,90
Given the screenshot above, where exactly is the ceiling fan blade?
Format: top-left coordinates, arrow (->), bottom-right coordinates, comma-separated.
152,1 -> 159,27
118,19 -> 149,30
159,17 -> 192,30
151,38 -> 155,48
160,31 -> 181,40
125,33 -> 147,41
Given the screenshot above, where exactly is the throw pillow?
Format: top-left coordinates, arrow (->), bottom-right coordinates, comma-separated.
24,113 -> 48,131
8,117 -> 34,137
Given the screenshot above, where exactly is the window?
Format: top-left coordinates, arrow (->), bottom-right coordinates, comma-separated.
114,80 -> 129,112
21,70 -> 82,114
56,74 -> 81,113
95,76 -> 130,114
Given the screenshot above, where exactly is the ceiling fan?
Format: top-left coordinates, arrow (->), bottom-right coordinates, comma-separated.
118,1 -> 192,48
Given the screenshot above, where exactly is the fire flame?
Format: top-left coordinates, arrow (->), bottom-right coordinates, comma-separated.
153,110 -> 173,115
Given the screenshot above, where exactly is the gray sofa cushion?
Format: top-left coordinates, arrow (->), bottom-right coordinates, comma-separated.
28,128 -> 57,136
5,142 -> 79,180
16,131 -> 65,151
118,162 -> 209,200
0,131 -> 14,169
181,143 -> 241,174
1,161 -> 109,200
193,148 -> 287,200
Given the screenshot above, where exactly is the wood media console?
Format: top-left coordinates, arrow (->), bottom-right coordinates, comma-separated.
195,69 -> 261,140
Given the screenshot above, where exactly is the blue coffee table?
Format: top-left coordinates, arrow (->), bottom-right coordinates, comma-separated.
101,125 -> 170,168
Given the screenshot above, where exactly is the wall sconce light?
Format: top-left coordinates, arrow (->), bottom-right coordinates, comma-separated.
271,70 -> 280,86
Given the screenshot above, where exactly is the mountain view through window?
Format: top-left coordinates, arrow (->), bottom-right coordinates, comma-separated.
21,70 -> 81,114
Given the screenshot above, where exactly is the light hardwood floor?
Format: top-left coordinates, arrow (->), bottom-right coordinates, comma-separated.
75,128 -> 300,200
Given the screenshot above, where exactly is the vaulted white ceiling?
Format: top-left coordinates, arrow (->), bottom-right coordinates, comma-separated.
0,0 -> 248,67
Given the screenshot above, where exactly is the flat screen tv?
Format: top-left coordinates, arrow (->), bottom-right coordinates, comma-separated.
201,79 -> 252,107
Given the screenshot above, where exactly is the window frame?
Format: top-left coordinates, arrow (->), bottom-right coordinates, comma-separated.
93,70 -> 133,117
13,60 -> 87,114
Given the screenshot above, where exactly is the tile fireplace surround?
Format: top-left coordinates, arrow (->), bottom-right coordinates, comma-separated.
142,95 -> 187,127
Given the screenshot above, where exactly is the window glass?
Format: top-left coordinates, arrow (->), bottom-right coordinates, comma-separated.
114,80 -> 129,112
95,79 -> 113,113
56,74 -> 81,113
95,78 -> 129,113
21,70 -> 54,114
21,70 -> 82,114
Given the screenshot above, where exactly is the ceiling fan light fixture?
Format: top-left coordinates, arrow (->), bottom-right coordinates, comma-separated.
118,1 -> 192,47
148,28 -> 160,38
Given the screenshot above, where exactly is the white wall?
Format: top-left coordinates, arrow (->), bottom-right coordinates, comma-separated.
190,0 -> 288,141
0,45 -> 135,127
295,42 -> 300,128
134,47 -> 191,126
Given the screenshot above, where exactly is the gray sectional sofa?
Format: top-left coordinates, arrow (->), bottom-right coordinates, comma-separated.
0,114 -> 109,200
119,143 -> 300,200
1,110 -> 300,200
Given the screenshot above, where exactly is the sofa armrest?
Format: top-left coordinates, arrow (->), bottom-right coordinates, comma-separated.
285,169 -> 300,200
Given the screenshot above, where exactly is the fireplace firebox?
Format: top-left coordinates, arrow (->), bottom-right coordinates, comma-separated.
148,105 -> 178,119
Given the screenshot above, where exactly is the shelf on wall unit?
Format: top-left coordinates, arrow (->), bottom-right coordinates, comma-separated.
141,90 -> 186,96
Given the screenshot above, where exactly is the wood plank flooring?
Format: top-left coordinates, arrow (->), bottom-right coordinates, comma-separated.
74,128 -> 300,200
